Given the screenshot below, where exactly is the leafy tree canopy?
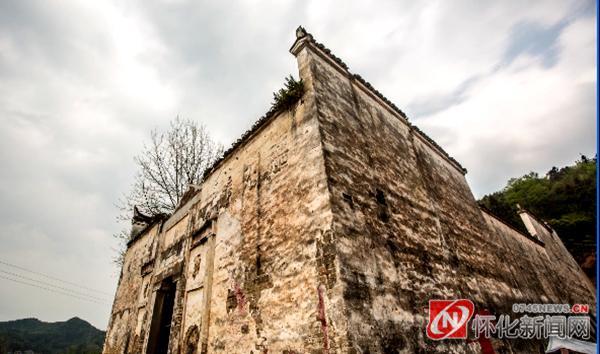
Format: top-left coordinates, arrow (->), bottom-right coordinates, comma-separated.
478,155 -> 596,281
0,317 -> 104,354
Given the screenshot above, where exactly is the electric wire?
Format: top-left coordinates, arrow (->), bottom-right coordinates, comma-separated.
0,269 -> 111,302
0,259 -> 113,296
0,274 -> 110,306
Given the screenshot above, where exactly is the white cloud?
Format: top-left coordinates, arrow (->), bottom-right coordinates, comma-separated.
416,14 -> 596,196
0,0 -> 595,329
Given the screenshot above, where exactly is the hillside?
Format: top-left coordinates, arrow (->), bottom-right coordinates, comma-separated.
0,317 -> 105,354
478,155 -> 596,284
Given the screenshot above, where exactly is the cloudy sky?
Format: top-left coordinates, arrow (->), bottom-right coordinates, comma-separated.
0,0 -> 595,330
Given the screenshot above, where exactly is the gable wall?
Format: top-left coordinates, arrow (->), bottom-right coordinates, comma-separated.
299,39 -> 595,353
104,63 -> 340,353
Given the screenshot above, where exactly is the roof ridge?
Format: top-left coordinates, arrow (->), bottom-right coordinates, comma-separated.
293,26 -> 467,174
479,205 -> 544,247
201,104 -> 283,182
516,204 -> 555,234
202,27 -> 467,188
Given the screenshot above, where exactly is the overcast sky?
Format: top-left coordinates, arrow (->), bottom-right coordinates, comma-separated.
0,0 -> 595,330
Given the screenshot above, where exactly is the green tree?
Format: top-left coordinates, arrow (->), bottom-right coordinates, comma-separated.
478,155 -> 596,282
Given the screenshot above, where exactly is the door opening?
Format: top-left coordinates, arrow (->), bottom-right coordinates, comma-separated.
146,278 -> 177,354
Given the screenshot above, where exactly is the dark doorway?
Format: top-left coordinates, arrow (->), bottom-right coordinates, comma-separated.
146,278 -> 177,354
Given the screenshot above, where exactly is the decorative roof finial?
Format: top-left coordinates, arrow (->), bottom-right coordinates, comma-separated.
132,205 -> 152,224
296,26 -> 307,39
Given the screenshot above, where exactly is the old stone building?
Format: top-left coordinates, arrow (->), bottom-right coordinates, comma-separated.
103,28 -> 595,354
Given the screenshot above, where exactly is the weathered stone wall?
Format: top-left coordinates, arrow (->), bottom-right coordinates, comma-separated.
296,32 -> 595,353
186,85 -> 338,353
104,223 -> 159,354
516,210 -> 595,302
104,29 -> 595,354
104,54 -> 341,352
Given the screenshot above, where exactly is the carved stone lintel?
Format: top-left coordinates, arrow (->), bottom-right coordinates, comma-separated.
141,259 -> 154,276
191,218 -> 216,249
153,261 -> 183,286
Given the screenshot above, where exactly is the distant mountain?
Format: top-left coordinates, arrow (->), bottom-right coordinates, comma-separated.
0,317 -> 105,354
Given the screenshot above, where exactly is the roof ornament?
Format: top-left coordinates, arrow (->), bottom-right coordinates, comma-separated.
132,205 -> 152,224
296,26 -> 307,39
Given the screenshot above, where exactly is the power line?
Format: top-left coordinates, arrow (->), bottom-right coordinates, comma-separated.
0,270 -> 111,302
0,274 -> 111,306
0,259 -> 113,296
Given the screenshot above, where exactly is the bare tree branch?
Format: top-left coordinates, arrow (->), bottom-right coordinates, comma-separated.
113,117 -> 223,265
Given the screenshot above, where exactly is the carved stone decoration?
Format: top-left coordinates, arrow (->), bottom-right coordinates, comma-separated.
220,175 -> 233,208
131,206 -> 153,238
242,164 -> 258,189
296,26 -> 307,38
270,152 -> 288,175
192,254 -> 202,278
184,324 -> 200,354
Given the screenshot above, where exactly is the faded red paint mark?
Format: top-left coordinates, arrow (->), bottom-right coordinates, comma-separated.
467,337 -> 495,354
467,336 -> 495,354
467,309 -> 496,354
478,337 -> 495,354
234,282 -> 246,314
317,285 -> 330,353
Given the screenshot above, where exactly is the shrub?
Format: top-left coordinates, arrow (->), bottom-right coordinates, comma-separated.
271,75 -> 304,112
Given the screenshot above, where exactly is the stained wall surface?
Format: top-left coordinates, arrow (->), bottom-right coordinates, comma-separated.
103,30 -> 595,354
296,31 -> 595,353
104,223 -> 160,353
103,61 -> 343,353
